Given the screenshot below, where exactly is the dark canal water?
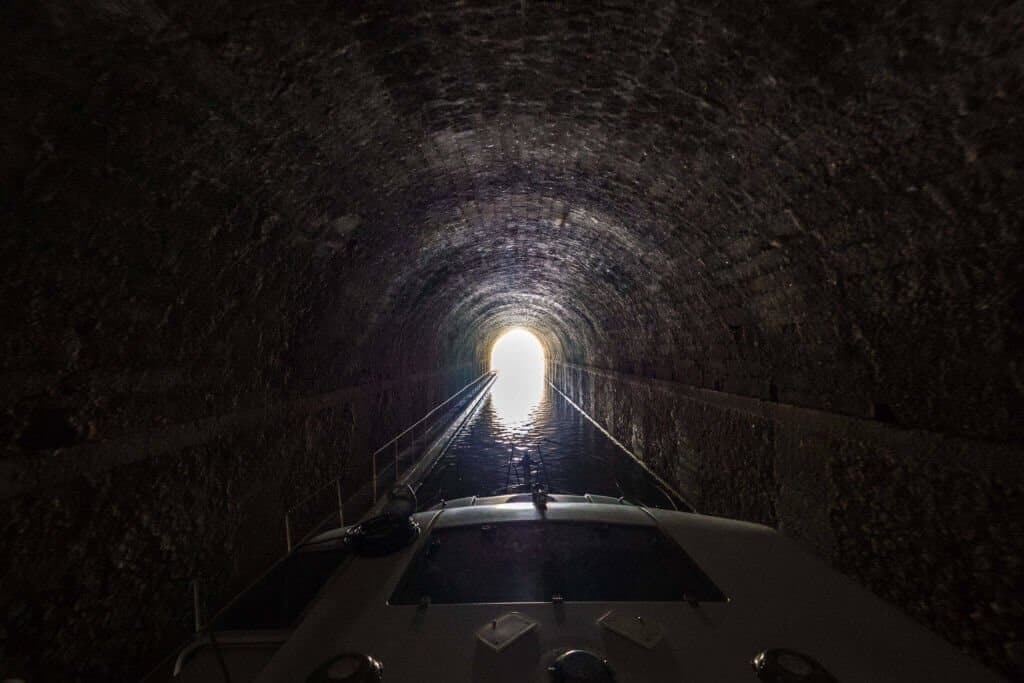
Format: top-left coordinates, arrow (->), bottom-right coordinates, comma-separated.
416,376 -> 686,510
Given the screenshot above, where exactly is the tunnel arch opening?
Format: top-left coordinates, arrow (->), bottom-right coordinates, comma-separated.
488,328 -> 547,431
489,327 -> 546,377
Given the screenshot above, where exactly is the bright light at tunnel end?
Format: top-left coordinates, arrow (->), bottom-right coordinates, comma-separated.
490,328 -> 545,377
489,328 -> 546,430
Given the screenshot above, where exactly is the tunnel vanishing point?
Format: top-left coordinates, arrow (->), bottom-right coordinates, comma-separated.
1,1 -> 1023,680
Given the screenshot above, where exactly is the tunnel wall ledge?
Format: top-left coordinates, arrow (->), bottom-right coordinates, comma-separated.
552,361 -> 1024,489
0,364 -> 476,501
0,363 -> 475,680
549,360 -> 1023,677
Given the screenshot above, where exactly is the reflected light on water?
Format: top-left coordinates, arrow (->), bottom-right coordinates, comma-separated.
489,328 -> 546,431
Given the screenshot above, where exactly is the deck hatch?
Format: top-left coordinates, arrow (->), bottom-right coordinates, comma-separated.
389,521 -> 726,605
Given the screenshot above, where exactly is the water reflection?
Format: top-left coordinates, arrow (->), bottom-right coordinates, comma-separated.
416,383 -> 685,509
416,327 -> 687,510
489,328 -> 545,431
489,373 -> 545,431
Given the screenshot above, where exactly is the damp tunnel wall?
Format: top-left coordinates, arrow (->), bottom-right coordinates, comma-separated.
2,1 -> 1023,680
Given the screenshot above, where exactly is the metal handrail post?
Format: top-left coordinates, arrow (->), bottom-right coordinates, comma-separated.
285,371 -> 494,541
192,579 -> 202,633
180,369 -> 496,667
369,371 -> 493,462
336,479 -> 344,527
372,455 -> 378,504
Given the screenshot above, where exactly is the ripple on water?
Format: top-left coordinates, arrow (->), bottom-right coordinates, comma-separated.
416,384 -> 681,509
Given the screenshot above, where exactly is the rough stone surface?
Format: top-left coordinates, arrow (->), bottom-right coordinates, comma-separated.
1,0 -> 1022,679
0,369 -> 470,680
552,362 -> 1023,678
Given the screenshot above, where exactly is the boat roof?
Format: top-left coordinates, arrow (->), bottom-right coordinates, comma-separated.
176,499 -> 1001,682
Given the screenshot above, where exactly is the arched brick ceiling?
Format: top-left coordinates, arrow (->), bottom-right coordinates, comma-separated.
240,0 -> 1019,440
2,2 -> 1022,680
4,0 -> 1021,442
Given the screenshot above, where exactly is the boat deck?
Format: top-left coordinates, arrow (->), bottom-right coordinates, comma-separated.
175,499 -> 1001,682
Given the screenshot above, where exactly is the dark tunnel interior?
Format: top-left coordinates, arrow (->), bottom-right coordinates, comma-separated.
1,1 -> 1022,680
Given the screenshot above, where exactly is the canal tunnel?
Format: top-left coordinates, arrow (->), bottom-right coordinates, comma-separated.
1,1 -> 1022,680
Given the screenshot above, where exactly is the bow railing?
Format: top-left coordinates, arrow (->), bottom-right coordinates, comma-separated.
283,370 -> 495,550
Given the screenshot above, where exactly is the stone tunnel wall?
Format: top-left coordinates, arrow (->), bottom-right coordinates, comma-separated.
3,0 -> 1023,680
0,3 -> 477,679
550,360 -> 1023,676
0,365 -> 474,681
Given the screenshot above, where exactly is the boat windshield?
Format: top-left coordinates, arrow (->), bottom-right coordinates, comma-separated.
389,521 -> 725,605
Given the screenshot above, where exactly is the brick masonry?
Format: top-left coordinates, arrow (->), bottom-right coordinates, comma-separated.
2,0 -> 1022,679
551,361 -> 1023,677
0,367 -> 473,680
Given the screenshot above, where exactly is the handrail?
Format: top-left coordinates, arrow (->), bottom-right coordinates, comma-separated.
372,370 -> 494,457
285,470 -> 345,529
370,370 -> 494,504
547,380 -> 693,512
284,478 -> 345,552
154,369 -> 497,681
284,370 -> 495,550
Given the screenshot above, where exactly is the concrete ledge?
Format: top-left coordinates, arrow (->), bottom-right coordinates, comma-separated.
0,365 -> 474,500
554,362 -> 1023,485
